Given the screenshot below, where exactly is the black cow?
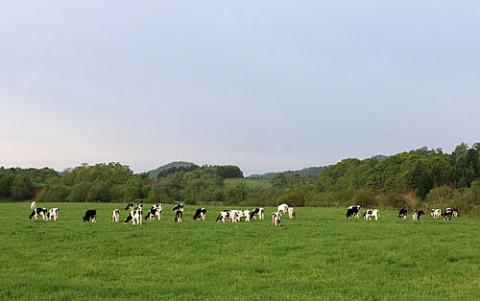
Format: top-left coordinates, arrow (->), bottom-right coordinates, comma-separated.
83,209 -> 97,223
398,208 -> 408,220
346,205 -> 361,219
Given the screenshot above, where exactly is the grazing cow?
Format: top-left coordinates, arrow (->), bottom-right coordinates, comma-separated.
346,205 -> 361,219
83,209 -> 97,223
124,203 -> 134,211
173,204 -> 184,223
145,208 -> 162,221
412,210 -> 425,221
288,207 -> 296,219
236,210 -> 251,222
193,208 -> 207,221
124,210 -> 142,225
30,201 -> 37,209
272,212 -> 282,226
47,208 -> 59,221
216,210 -> 238,223
430,209 -> 442,219
277,203 -> 289,214
29,207 -> 48,221
398,208 -> 408,220
250,207 -> 265,220
364,209 -> 379,220
112,209 -> 120,223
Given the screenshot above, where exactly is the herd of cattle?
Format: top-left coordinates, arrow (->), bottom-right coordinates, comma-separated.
346,205 -> 460,221
28,201 -> 460,225
27,201 -> 296,226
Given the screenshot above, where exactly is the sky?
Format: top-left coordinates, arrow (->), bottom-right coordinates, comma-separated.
1,1 -> 479,176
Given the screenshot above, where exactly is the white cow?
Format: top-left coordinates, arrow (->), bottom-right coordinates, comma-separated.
364,209 -> 379,220
112,209 -> 120,223
272,212 -> 282,226
277,203 -> 289,214
30,201 -> 37,210
430,209 -> 442,219
288,207 -> 296,219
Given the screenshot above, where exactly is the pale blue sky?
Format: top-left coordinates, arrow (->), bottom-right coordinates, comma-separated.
1,1 -> 479,175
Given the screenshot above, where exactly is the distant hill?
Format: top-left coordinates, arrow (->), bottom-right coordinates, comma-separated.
147,161 -> 197,178
248,166 -> 326,179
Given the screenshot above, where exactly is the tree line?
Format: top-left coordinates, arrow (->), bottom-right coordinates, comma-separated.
2,143 -> 480,215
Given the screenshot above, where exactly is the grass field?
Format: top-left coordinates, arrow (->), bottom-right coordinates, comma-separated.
224,178 -> 273,189
1,203 -> 480,300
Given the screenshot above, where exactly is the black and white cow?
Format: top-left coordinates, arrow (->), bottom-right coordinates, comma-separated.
124,210 -> 142,225
29,207 -> 48,221
364,209 -> 379,220
83,209 -> 97,223
412,210 -> 425,221
47,208 -> 59,221
452,208 -> 459,218
124,203 -> 134,211
145,208 -> 162,221
249,207 -> 265,220
346,205 -> 361,219
430,209 -> 442,219
112,209 -> 120,223
398,208 -> 408,220
193,208 -> 207,221
443,208 -> 453,221
216,210 -> 239,223
236,210 -> 250,222
173,204 -> 184,223
272,211 -> 282,226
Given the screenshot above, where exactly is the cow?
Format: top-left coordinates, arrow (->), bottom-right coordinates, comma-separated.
193,208 -> 207,221
145,208 -> 162,221
124,210 -> 142,225
272,212 -> 282,226
112,209 -> 120,223
124,203 -> 134,210
443,208 -> 453,221
29,207 -> 48,221
83,209 -> 97,223
216,210 -> 238,223
277,203 -> 289,214
30,201 -> 37,209
173,204 -> 184,223
151,203 -> 163,211
47,208 -> 59,221
249,207 -> 265,220
288,207 -> 296,219
237,210 -> 251,222
398,208 -> 408,220
412,210 -> 425,221
346,205 -> 361,219
430,209 -> 442,219
364,209 -> 379,220
452,208 -> 459,218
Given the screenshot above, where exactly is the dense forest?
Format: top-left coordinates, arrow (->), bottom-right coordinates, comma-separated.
2,143 -> 480,215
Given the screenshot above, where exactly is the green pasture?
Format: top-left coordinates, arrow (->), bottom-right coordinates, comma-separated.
1,203 -> 479,300
224,178 -> 273,189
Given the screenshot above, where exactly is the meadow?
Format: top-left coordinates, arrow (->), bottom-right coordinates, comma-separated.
1,202 -> 480,301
